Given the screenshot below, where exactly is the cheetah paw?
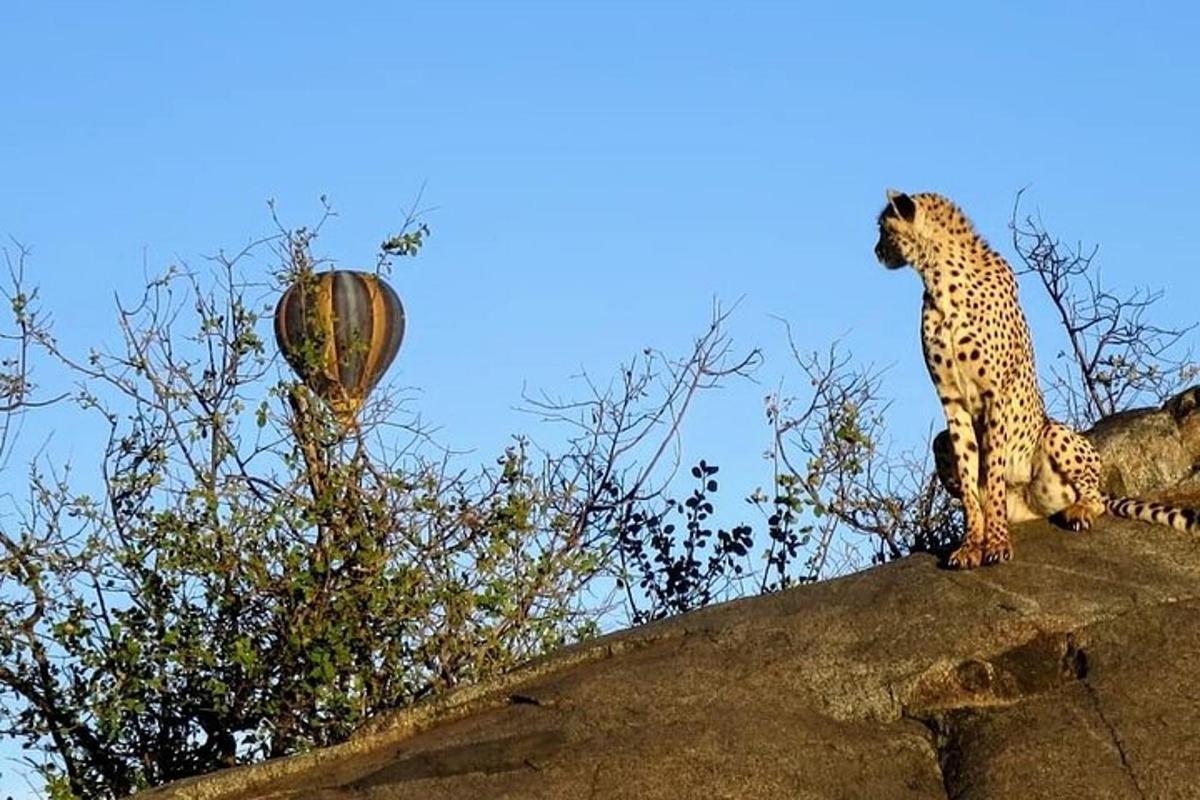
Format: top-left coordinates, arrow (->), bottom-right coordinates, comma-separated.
982,539 -> 1013,565
947,544 -> 984,570
1061,503 -> 1096,532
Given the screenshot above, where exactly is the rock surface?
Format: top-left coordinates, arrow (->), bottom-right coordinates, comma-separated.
1085,384 -> 1200,497
144,494 -> 1200,800
1087,407 -> 1193,497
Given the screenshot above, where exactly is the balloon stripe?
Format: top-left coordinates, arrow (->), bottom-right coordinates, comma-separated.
277,278 -> 323,391
318,274 -> 338,391
332,272 -> 366,394
376,280 -> 404,380
355,274 -> 375,397
362,279 -> 387,400
356,274 -> 378,397
273,287 -> 293,368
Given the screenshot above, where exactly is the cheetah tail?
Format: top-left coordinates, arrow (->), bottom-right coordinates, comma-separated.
1103,494 -> 1200,534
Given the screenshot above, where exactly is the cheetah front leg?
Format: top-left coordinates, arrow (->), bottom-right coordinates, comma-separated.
944,403 -> 987,569
979,393 -> 1013,565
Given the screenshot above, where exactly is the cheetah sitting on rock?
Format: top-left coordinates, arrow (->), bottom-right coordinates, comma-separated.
874,189 -> 1199,569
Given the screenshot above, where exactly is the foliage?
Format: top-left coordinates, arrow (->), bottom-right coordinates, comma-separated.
0,217 -> 755,798
519,305 -> 766,623
762,335 -> 961,567
615,460 -> 756,623
614,331 -> 963,620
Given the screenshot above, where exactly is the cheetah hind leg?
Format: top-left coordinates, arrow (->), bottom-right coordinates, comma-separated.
932,429 -> 962,499
1037,421 -> 1106,532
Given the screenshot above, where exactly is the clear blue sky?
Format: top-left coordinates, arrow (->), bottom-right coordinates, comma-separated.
3,2 -> 1199,795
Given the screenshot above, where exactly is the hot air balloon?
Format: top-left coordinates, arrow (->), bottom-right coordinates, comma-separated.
274,270 -> 405,426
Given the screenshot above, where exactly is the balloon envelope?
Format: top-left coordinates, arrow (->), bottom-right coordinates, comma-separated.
274,270 -> 405,425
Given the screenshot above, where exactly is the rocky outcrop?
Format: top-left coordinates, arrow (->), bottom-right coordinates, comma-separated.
1086,385 -> 1200,497
144,490 -> 1200,800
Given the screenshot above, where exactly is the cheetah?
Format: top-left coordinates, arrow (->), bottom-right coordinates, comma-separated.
875,189 -> 1200,569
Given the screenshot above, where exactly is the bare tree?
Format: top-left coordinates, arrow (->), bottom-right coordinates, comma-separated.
0,241 -> 63,450
521,303 -> 762,623
1010,190 -> 1197,426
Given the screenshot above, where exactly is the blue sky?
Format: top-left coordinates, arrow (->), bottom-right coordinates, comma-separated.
3,2 -> 1200,795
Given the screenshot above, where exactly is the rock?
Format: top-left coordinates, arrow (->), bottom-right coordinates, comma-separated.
141,496 -> 1200,800
1084,385 -> 1200,497
1164,384 -> 1200,468
1084,406 -> 1192,497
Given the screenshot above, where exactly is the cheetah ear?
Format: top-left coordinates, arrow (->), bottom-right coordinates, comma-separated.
886,189 -> 917,222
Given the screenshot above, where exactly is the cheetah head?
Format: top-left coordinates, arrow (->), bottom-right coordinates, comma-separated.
875,189 -> 975,270
874,189 -> 921,269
